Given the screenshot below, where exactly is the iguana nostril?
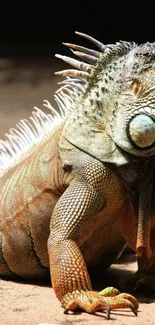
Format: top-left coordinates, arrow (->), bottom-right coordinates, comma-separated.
129,114 -> 155,148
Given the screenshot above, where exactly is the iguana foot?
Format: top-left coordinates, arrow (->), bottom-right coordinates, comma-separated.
120,256 -> 155,293
62,288 -> 139,319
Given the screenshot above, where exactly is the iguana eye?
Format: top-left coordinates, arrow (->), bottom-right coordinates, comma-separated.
127,114 -> 155,149
131,79 -> 142,95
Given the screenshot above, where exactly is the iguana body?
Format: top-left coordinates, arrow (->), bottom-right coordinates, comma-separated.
1,31 -> 155,318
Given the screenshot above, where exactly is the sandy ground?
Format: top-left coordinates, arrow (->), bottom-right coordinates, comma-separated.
0,60 -> 155,325
0,254 -> 155,325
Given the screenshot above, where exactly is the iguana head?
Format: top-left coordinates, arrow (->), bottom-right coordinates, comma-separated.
57,33 -> 155,165
109,43 -> 155,156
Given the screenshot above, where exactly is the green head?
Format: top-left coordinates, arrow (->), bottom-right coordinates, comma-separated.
107,43 -> 155,157
56,33 -> 155,164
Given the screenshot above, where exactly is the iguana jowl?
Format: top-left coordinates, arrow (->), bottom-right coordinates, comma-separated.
2,31 -> 155,319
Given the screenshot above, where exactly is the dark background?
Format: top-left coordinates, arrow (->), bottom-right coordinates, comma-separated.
0,0 -> 155,139
0,1 -> 155,58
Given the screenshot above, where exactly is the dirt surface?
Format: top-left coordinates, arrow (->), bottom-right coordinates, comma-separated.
0,60 -> 155,325
0,254 -> 155,325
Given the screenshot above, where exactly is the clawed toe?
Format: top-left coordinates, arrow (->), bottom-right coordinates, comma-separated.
107,292 -> 139,316
62,290 -> 111,319
62,289 -> 139,319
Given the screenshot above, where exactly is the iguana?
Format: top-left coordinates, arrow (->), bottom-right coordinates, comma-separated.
1,31 -> 155,319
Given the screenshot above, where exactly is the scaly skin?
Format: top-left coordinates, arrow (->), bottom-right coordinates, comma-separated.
0,123 -> 139,317
0,125 -> 72,278
3,34 -> 155,319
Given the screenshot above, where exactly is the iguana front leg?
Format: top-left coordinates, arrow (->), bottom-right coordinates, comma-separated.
48,179 -> 138,318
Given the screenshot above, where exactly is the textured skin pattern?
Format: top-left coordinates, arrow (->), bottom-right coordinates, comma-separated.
0,126 -> 72,278
0,122 -> 140,316
0,123 -> 139,315
3,37 -> 155,317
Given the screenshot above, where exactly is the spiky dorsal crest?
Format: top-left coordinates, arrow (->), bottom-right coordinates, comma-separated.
0,32 -> 136,176
0,100 -> 66,176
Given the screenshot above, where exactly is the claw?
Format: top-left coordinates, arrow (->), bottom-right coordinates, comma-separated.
104,297 -> 110,320
130,302 -> 138,316
123,293 -> 139,315
62,289 -> 138,318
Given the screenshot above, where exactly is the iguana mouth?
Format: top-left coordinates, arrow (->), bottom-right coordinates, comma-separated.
127,113 -> 155,150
